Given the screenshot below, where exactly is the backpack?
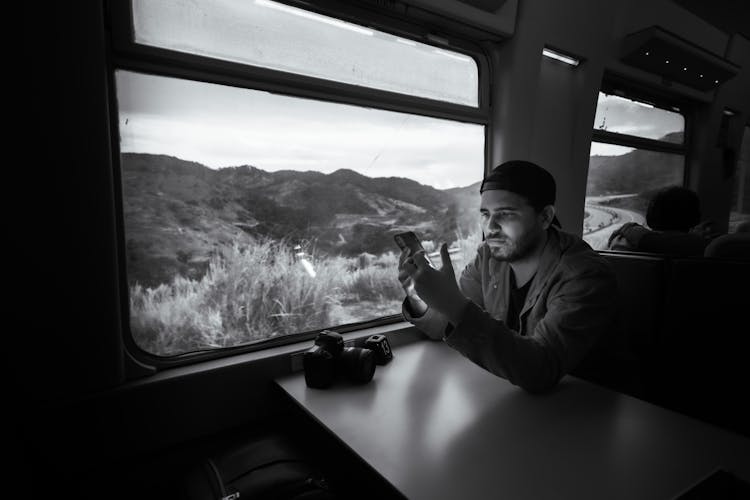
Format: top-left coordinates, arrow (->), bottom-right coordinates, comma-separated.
185,433 -> 335,500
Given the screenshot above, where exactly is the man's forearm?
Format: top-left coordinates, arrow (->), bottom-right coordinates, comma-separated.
444,302 -> 561,393
442,296 -> 470,325
402,298 -> 450,340
406,294 -> 428,317
408,292 -> 469,324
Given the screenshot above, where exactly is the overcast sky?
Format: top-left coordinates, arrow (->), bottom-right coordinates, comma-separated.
117,71 -> 485,190
590,93 -> 684,156
118,0 -> 687,188
116,72 -> 685,187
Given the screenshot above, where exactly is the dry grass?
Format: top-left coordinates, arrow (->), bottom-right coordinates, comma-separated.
130,234 -> 482,356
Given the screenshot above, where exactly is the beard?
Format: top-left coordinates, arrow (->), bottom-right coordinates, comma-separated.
486,229 -> 543,261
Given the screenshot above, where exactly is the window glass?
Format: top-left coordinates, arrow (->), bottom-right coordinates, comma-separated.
117,70 -> 484,356
583,141 -> 684,250
131,0 -> 479,106
594,92 -> 684,143
729,125 -> 750,232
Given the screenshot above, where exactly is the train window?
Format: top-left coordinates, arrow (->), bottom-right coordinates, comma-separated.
113,0 -> 488,358
583,91 -> 686,250
592,93 -> 684,142
130,0 -> 479,107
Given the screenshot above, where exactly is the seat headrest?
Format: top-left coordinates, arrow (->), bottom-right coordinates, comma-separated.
704,233 -> 750,260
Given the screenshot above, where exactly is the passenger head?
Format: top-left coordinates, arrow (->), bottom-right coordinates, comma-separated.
646,186 -> 700,232
479,160 -> 557,261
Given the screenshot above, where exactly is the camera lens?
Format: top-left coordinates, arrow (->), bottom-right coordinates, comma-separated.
339,347 -> 375,384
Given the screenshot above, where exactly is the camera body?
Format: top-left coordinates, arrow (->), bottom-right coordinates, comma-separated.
303,330 -> 376,388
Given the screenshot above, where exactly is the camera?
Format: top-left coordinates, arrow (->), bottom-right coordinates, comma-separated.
303,331 -> 376,388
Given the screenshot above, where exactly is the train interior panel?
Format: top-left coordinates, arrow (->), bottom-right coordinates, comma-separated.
22,0 -> 750,498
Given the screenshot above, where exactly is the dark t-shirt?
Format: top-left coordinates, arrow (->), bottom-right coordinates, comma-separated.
507,270 -> 533,333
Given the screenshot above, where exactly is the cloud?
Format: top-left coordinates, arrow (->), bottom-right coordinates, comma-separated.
594,92 -> 683,141
589,142 -> 633,157
117,71 -> 484,188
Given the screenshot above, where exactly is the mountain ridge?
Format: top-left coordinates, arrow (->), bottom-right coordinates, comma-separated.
120,153 -> 478,287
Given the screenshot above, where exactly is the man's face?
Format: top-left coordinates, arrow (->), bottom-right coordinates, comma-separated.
480,189 -> 547,261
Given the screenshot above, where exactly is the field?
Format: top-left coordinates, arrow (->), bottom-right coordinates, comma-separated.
130,233 -> 481,356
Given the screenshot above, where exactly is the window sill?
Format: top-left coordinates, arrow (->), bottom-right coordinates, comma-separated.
120,321 -> 426,392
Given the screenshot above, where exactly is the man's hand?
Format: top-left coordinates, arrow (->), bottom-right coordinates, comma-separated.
607,222 -> 646,249
690,220 -> 719,241
402,243 -> 469,324
398,247 -> 428,316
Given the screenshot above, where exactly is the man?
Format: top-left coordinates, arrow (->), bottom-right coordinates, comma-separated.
399,160 -> 617,393
607,185 -> 711,256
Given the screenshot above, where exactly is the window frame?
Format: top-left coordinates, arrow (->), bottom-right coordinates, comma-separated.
105,0 -> 492,367
583,77 -> 693,251
593,79 -> 689,154
590,76 -> 691,184
107,0 -> 492,121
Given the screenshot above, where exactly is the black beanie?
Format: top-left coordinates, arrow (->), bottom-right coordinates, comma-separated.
480,160 -> 560,228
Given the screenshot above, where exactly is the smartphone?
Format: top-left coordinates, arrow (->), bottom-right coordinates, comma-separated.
394,231 -> 434,267
394,231 -> 424,254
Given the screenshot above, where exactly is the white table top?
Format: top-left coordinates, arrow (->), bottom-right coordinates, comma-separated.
276,341 -> 750,500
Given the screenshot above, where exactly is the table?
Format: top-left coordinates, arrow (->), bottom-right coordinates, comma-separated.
276,341 -> 750,499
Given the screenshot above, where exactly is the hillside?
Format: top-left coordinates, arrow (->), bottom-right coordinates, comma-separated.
587,131 -> 685,195
120,153 -> 478,287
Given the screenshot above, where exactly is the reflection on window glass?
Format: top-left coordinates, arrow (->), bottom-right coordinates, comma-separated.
131,0 -> 478,106
116,70 -> 484,356
594,92 -> 684,143
729,126 -> 750,233
582,141 -> 684,250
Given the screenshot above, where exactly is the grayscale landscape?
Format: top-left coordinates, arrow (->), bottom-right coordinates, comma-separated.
122,153 -> 481,355
125,133 -> 682,354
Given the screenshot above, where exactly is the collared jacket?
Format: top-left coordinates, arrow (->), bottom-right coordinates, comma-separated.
403,227 -> 618,393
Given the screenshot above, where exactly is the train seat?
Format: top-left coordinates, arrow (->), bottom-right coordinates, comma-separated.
582,251 -> 750,436
653,257 -> 750,436
574,251 -> 669,398
704,232 -> 750,260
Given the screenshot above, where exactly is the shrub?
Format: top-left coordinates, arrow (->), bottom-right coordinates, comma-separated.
129,232 -> 483,356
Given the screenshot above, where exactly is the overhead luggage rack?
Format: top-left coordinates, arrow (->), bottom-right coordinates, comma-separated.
620,26 -> 739,91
